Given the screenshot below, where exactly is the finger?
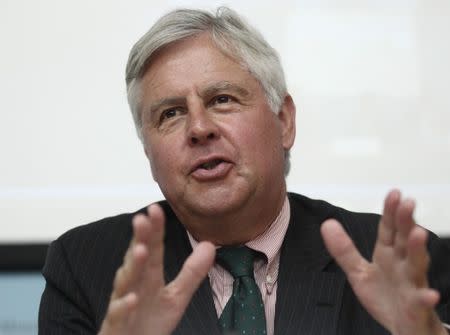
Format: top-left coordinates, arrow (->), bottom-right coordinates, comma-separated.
133,204 -> 166,295
117,211 -> 153,276
321,219 -> 368,281
120,218 -> 143,273
145,204 -> 165,269
416,288 -> 440,309
112,209 -> 158,299
166,242 -> 215,309
132,212 -> 154,245
414,290 -> 447,335
377,189 -> 401,246
394,198 -> 416,258
100,292 -> 138,334
112,243 -> 149,299
406,226 -> 430,286
407,288 -> 440,318
397,288 -> 441,335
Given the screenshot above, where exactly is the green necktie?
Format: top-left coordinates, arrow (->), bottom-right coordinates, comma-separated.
216,246 -> 267,335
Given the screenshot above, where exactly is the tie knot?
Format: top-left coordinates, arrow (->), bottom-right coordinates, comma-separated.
216,246 -> 257,278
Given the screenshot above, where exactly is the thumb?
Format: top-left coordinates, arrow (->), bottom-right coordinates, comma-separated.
166,241 -> 216,307
321,219 -> 367,276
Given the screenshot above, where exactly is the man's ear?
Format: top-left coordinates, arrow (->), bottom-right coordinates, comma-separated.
277,94 -> 296,150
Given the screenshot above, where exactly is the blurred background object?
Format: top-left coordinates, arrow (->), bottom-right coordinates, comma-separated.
0,244 -> 47,335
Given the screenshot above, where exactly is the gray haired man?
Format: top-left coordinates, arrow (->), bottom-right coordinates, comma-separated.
39,7 -> 450,335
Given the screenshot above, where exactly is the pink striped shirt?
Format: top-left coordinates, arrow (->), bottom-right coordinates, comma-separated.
188,197 -> 291,335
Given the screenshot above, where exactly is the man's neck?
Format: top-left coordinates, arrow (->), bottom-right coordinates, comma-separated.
176,190 -> 288,246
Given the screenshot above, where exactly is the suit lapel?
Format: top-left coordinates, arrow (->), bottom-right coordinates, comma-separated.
160,195 -> 349,335
274,195 -> 346,335
161,203 -> 221,335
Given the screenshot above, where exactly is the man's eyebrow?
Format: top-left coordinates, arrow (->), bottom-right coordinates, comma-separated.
201,81 -> 251,98
148,82 -> 249,113
149,97 -> 186,113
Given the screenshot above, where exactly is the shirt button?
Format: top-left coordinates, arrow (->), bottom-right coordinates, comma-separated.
266,274 -> 274,283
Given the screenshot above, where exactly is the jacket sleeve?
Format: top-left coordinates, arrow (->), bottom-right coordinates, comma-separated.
38,239 -> 98,335
428,234 -> 450,325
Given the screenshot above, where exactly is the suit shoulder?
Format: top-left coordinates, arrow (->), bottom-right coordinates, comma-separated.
51,200 -> 177,261
41,207 -> 152,328
288,192 -> 380,224
288,192 -> 380,256
45,208 -> 147,274
57,209 -> 142,245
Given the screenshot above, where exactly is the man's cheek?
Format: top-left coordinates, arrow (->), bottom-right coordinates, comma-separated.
146,150 -> 166,182
155,152 -> 179,176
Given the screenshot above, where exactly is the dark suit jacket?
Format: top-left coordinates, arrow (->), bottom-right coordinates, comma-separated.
39,193 -> 450,334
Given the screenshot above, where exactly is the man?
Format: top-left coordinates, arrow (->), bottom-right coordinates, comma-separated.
39,7 -> 450,335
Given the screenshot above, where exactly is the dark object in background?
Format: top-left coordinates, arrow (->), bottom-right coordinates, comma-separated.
0,243 -> 48,335
0,244 -> 48,271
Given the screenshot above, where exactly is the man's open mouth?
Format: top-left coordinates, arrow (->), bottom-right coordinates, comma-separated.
190,157 -> 233,180
197,159 -> 225,170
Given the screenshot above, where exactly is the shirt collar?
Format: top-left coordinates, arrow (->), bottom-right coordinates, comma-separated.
187,195 -> 291,266
245,196 -> 290,265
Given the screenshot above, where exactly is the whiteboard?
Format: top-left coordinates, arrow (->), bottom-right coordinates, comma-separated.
1,0 -> 449,241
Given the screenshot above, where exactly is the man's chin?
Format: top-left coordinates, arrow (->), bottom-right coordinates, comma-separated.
190,196 -> 246,217
181,186 -> 253,217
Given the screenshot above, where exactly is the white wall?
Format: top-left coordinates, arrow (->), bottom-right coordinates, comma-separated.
1,0 -> 449,242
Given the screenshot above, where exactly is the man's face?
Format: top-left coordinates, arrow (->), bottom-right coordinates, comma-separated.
139,33 -> 295,225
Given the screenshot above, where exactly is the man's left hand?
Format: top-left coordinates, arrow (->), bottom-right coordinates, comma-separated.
321,189 -> 447,335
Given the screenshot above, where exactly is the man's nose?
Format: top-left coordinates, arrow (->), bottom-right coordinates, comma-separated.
186,105 -> 220,145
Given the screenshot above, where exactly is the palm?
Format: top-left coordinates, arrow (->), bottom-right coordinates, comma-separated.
99,204 -> 215,335
321,190 -> 445,335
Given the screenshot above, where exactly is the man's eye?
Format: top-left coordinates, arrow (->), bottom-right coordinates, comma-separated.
160,108 -> 179,121
213,95 -> 232,104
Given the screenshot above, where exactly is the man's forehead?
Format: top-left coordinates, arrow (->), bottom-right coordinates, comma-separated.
140,33 -> 247,82
140,44 -> 256,100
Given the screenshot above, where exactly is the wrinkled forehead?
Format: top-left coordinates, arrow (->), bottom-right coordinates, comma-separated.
139,32 -> 252,83
139,33 -> 259,97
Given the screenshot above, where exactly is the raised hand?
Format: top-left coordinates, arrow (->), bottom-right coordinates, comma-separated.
98,204 -> 215,335
321,190 -> 447,335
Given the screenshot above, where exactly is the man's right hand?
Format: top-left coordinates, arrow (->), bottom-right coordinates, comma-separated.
98,204 -> 215,335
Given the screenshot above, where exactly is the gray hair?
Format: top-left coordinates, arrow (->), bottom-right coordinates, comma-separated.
125,7 -> 290,174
